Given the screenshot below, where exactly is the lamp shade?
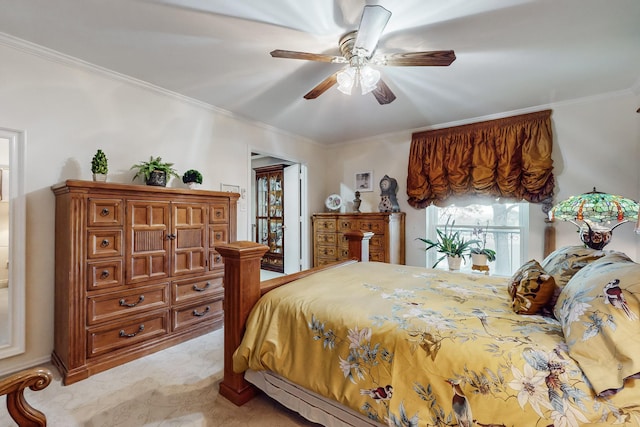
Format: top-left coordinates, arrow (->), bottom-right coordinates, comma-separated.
548,188 -> 639,250
549,188 -> 639,224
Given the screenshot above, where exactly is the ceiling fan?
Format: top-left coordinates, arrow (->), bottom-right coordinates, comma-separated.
270,5 -> 456,105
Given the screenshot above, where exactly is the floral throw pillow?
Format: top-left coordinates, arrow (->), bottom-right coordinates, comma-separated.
540,245 -> 608,314
554,254 -> 640,395
508,259 -> 556,315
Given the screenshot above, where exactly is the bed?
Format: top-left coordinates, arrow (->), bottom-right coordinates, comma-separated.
217,234 -> 640,426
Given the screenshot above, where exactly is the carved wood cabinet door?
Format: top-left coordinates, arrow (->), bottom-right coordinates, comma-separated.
126,200 -> 171,283
171,203 -> 208,276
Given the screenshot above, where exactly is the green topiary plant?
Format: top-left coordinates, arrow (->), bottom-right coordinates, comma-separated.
91,149 -> 108,175
130,156 -> 180,186
182,169 -> 203,185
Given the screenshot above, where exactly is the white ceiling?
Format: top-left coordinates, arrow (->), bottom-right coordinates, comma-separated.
1,0 -> 639,144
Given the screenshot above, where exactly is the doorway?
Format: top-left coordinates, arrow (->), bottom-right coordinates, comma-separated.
250,153 -> 309,276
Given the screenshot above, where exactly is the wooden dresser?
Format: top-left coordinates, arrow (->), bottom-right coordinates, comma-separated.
312,212 -> 405,266
51,180 -> 238,385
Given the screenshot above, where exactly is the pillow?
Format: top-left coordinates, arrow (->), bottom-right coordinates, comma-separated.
508,259 -> 556,314
554,254 -> 640,395
540,245 -> 608,312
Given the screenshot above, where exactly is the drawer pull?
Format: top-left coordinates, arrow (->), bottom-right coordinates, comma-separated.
119,295 -> 145,307
216,211 -> 222,218
100,208 -> 110,216
192,282 -> 211,292
192,306 -> 210,317
100,270 -> 110,279
166,233 -> 176,240
119,324 -> 144,338
215,232 -> 222,240
214,255 -> 222,263
100,239 -> 110,248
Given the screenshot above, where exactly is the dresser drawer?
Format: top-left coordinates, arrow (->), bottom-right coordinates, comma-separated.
315,257 -> 338,267
316,246 -> 337,258
337,219 -> 357,232
357,220 -> 385,234
370,235 -> 385,249
370,251 -> 386,262
172,299 -> 223,332
87,229 -> 123,259
87,311 -> 169,357
87,284 -> 169,325
209,224 -> 228,246
314,219 -> 336,231
87,259 -> 124,291
316,232 -> 336,244
88,198 -> 124,227
209,250 -> 224,270
210,202 -> 229,224
172,274 -> 223,305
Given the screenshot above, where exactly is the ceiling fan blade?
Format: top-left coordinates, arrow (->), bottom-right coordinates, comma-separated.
304,72 -> 339,100
372,79 -> 396,105
353,5 -> 391,58
374,50 -> 456,67
270,50 -> 347,64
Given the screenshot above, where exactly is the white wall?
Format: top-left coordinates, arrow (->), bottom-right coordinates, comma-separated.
327,90 -> 640,267
0,41 -> 327,374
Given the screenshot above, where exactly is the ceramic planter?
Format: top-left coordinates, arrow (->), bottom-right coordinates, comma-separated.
447,255 -> 462,271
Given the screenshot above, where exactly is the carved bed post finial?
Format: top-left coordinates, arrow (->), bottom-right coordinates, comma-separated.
216,241 -> 269,406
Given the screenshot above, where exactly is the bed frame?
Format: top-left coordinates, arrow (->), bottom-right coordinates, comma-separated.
0,366 -> 52,426
217,230 -> 372,405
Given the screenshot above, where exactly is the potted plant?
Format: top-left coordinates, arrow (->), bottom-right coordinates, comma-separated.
182,169 -> 203,188
130,156 -> 180,187
91,149 -> 108,182
417,217 -> 480,271
470,222 -> 497,266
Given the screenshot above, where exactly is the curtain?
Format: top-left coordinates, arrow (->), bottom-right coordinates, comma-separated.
407,110 -> 554,208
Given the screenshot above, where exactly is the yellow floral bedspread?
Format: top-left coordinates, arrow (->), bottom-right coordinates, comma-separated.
233,262 -> 640,426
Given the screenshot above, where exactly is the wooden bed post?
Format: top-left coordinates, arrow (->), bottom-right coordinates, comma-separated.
344,230 -> 374,261
216,233 -> 369,406
216,241 -> 269,406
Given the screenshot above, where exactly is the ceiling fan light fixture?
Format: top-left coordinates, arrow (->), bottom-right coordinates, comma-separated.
359,66 -> 380,95
336,67 -> 355,95
336,66 -> 380,96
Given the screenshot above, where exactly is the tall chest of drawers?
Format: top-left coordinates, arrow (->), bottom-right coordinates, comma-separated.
312,212 -> 405,266
51,180 -> 238,385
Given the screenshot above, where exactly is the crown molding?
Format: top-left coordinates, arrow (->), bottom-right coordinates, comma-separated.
0,32 -> 321,146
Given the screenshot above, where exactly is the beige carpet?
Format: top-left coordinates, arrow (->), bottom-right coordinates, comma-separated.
1,328 -> 318,426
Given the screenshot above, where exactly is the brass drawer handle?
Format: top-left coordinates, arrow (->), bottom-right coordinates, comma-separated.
192,282 -> 211,292
100,239 -> 110,248
119,295 -> 144,307
100,208 -> 110,216
214,255 -> 222,263
192,306 -> 210,317
119,324 -> 144,338
100,270 -> 110,279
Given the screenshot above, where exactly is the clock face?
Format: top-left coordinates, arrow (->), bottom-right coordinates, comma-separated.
380,178 -> 390,190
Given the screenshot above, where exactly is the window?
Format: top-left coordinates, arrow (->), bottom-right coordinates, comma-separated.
425,202 -> 528,276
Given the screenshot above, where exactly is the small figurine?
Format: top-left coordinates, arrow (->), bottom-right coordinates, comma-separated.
378,175 -> 400,213
353,191 -> 362,213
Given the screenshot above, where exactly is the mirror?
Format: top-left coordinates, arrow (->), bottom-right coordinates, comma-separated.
0,128 -> 25,359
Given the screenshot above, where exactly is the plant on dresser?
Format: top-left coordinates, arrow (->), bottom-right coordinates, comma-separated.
50,180 -> 238,385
